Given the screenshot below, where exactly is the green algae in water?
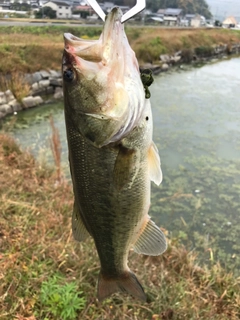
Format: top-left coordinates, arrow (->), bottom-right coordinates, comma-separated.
150,58 -> 240,273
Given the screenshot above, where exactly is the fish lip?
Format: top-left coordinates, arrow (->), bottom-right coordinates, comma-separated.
63,33 -> 80,59
102,7 -> 123,40
63,7 -> 123,49
64,32 -> 80,43
106,6 -> 122,23
101,7 -> 125,64
63,33 -> 95,53
63,33 -> 103,65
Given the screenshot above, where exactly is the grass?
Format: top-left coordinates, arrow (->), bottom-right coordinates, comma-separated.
129,27 -> 240,63
0,132 -> 240,319
0,72 -> 31,102
40,275 -> 86,319
0,26 -> 239,74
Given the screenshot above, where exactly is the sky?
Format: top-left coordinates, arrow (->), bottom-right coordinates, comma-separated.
206,0 -> 240,21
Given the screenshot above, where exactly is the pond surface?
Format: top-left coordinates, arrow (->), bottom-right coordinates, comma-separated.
2,57 -> 240,272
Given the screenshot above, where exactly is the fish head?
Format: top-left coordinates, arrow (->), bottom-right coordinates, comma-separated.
62,7 -> 145,146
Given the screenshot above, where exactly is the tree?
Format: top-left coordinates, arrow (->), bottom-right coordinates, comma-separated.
34,6 -> 57,19
10,1 -> 31,11
146,0 -> 212,18
146,0 -> 163,12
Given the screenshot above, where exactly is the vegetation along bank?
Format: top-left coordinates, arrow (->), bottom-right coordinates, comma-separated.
0,25 -> 240,74
0,25 -> 240,120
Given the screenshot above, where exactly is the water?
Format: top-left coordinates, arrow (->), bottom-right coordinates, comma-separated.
2,57 -> 240,271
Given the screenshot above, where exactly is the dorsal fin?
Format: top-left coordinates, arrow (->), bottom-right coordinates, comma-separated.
148,142 -> 162,186
72,201 -> 90,242
133,218 -> 167,256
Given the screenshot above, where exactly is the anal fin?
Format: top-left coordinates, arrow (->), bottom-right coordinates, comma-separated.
72,201 -> 90,242
133,219 -> 167,256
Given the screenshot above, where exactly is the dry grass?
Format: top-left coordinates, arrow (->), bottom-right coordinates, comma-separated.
128,28 -> 240,63
0,72 -> 31,102
0,133 -> 240,319
0,42 -> 63,74
49,116 -> 62,183
129,28 -> 240,63
0,31 -> 63,74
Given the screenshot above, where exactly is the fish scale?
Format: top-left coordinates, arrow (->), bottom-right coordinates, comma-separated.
67,119 -> 148,273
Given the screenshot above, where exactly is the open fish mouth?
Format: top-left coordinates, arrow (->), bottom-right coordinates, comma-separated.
63,7 -> 125,66
62,6 -> 143,144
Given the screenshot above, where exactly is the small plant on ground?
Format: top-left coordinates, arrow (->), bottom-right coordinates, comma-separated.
39,275 -> 86,320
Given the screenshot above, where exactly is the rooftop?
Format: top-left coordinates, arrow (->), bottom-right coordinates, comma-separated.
165,8 -> 182,16
44,0 -> 70,6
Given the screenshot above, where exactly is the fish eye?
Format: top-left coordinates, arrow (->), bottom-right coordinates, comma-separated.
63,68 -> 75,82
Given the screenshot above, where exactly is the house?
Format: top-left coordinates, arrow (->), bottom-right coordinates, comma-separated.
0,3 -> 11,11
222,16 -> 237,28
157,8 -> 183,26
184,14 -> 195,26
157,9 -> 165,15
43,0 -> 72,18
190,14 -> 206,27
145,13 -> 163,24
0,3 -> 28,16
73,5 -> 94,18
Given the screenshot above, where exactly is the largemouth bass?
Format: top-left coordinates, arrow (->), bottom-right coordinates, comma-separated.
62,7 -> 167,302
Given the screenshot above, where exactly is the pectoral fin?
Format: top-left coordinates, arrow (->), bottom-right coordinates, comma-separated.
113,146 -> 140,190
77,113 -> 119,148
133,218 -> 167,256
72,201 -> 90,242
148,142 -> 162,186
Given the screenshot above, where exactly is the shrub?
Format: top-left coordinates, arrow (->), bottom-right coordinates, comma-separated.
195,45 -> 214,57
0,72 -> 30,102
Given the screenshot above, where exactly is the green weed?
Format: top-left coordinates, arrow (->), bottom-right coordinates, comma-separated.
0,72 -> 30,102
39,275 -> 86,320
195,45 -> 214,57
137,37 -> 167,63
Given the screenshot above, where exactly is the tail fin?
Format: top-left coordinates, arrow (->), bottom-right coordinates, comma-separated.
97,271 -> 146,302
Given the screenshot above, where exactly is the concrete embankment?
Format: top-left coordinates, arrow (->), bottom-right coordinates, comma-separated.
141,42 -> 240,74
0,70 -> 63,120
